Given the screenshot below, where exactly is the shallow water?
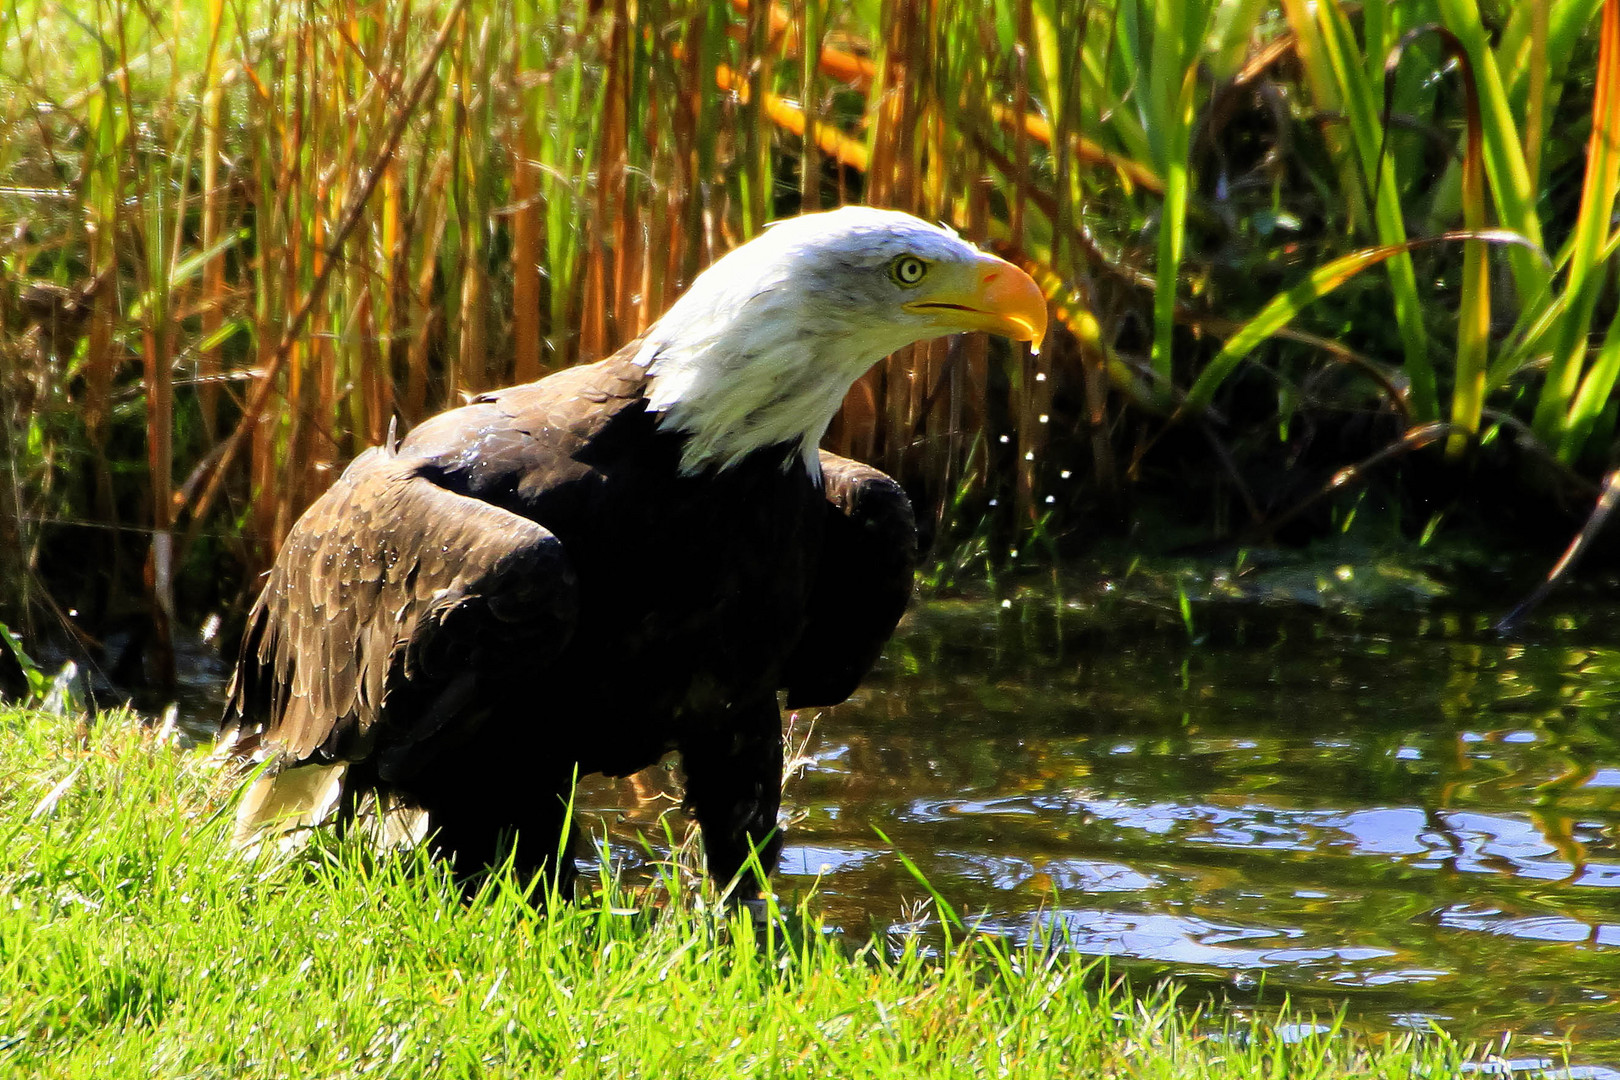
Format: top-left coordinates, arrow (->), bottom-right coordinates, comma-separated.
575,561 -> 1620,1070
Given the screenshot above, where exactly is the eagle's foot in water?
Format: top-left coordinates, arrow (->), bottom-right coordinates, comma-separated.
681,699 -> 785,903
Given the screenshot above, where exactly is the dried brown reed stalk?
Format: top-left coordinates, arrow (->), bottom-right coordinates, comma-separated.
11,0 -> 1225,636
183,0 -> 472,563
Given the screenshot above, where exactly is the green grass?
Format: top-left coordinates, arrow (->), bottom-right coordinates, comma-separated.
0,705 -> 1493,1079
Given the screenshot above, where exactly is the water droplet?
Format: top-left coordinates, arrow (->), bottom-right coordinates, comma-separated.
1035,372 -> 1046,382
1060,470 -> 1072,479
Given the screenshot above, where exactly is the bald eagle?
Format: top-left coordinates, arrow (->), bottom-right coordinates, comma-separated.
223,207 -> 1047,897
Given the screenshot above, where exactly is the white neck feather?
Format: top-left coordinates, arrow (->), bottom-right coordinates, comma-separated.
633,278 -> 910,480
641,344 -> 858,479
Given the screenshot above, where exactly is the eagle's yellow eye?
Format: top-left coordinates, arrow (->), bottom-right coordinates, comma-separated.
891,255 -> 928,287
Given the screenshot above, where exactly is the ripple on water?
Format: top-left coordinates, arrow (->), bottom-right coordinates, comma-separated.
927,851 -> 1160,893
971,908 -> 1404,976
1439,908 -> 1620,947
1000,795 -> 1620,886
776,844 -> 883,877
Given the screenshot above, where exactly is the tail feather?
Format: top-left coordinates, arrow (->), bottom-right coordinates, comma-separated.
232,762 -> 348,854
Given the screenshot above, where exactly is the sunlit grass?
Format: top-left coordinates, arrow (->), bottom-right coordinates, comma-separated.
0,704 -> 1495,1078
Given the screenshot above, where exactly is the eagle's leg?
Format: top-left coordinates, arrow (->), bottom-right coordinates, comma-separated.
681,697 -> 784,900
419,766 -> 581,902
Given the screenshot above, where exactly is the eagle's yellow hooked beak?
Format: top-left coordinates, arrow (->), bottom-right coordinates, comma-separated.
903,253 -> 1049,346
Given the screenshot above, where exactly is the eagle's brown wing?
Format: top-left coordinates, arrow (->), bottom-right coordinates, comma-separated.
225,445 -> 577,782
781,451 -> 917,709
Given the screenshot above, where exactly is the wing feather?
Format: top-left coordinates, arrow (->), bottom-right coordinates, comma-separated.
782,451 -> 917,709
225,446 -> 577,775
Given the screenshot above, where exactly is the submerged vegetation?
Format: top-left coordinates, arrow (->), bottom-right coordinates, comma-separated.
0,703 -> 1507,1078
2,0 -> 1620,667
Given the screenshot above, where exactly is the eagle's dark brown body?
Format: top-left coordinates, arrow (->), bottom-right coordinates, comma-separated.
225,351 -> 916,894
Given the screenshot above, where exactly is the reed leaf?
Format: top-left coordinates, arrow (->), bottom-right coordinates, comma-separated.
1433,0 -> 1552,304
1184,230 -> 1534,413
1541,0 -> 1620,458
1147,0 -> 1212,392
1314,0 -> 1435,420
1382,27 -> 1490,455
1486,230 -> 1620,395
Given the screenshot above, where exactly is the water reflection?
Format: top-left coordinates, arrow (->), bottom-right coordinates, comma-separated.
576,570 -> 1620,1066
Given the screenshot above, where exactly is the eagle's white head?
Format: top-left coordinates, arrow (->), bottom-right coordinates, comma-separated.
634,206 -> 1048,477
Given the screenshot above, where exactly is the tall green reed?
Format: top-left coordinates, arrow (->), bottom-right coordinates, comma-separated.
3,0 -> 1619,644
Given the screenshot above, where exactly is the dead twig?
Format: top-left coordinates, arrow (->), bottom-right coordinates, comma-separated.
1244,421 -> 1457,542
1497,467 -> 1620,635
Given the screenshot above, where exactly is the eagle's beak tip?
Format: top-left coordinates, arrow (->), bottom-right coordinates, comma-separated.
977,256 -> 1049,345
